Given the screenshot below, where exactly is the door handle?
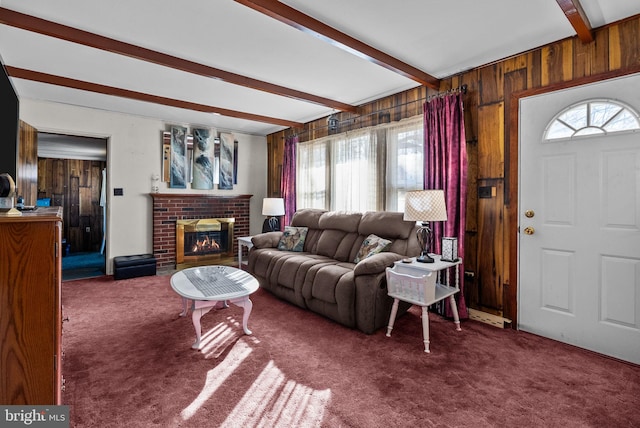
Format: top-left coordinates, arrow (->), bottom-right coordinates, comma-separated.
523,227 -> 535,235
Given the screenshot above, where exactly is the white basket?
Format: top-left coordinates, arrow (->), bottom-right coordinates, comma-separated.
386,267 -> 437,306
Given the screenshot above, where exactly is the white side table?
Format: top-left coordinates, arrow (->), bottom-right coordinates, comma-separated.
386,255 -> 462,353
237,236 -> 253,270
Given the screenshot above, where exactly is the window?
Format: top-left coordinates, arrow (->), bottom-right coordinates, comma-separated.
385,117 -> 424,211
296,138 -> 329,209
332,130 -> 380,212
545,99 -> 640,140
296,116 -> 423,212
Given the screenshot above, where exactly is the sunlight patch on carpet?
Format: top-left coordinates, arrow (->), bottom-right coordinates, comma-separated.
181,340 -> 253,420
199,322 -> 238,358
220,360 -> 331,428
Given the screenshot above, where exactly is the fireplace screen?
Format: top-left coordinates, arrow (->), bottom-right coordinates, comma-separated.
184,230 -> 227,256
176,218 -> 234,267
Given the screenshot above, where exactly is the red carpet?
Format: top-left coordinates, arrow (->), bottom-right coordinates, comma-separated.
61,274 -> 640,427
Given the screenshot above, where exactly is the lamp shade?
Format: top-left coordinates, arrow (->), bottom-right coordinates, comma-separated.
403,190 -> 448,222
262,198 -> 285,216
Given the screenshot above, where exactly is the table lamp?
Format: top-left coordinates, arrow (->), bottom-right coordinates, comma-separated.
403,190 -> 447,263
262,198 -> 285,232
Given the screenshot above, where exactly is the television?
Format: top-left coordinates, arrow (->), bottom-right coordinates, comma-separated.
0,54 -> 19,181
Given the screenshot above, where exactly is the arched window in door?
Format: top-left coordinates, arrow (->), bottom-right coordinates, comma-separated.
544,99 -> 640,140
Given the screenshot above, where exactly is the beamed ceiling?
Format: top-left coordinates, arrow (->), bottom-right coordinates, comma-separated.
1,0 -> 639,136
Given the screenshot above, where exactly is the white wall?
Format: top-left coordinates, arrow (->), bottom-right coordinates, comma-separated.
20,99 -> 268,273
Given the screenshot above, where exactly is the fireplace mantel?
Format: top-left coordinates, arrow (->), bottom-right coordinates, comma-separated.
151,193 -> 252,270
150,193 -> 252,200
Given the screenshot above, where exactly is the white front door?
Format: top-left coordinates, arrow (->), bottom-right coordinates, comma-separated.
519,74 -> 640,364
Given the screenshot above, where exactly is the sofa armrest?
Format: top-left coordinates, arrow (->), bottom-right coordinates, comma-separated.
353,252 -> 405,276
251,231 -> 283,249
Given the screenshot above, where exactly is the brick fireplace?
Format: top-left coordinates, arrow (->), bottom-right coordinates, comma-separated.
151,193 -> 252,270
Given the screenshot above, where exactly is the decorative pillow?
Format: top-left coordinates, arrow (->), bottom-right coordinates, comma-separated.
277,226 -> 308,252
354,234 -> 391,263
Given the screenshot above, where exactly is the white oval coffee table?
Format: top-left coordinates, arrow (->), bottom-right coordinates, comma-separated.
170,265 -> 259,349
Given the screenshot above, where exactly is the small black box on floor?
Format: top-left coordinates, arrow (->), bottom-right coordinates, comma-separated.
113,254 -> 157,280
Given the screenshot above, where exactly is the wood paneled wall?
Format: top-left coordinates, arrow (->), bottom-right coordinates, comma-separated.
37,158 -> 105,254
266,15 -> 640,325
17,121 -> 38,206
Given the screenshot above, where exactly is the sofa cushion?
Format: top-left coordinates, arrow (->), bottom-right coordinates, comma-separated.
317,230 -> 360,262
354,234 -> 391,263
303,263 -> 355,304
353,252 -> 406,276
251,231 -> 282,249
290,209 -> 326,252
302,262 -> 357,328
359,210 -> 414,239
317,211 -> 361,232
273,254 -> 312,289
357,211 -> 422,257
250,248 -> 299,281
315,211 -> 362,261
277,226 -> 308,252
290,208 -> 326,229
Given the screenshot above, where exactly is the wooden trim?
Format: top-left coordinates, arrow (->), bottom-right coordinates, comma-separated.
235,0 -> 440,89
0,7 -> 357,113
555,0 -> 594,43
506,91 -> 520,327
6,67 -> 303,128
512,64 -> 640,100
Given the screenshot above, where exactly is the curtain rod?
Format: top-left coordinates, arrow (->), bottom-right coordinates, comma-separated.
284,84 -> 467,139
426,83 -> 467,101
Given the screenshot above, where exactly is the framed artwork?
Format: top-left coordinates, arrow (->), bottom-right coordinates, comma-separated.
191,128 -> 214,190
162,132 -> 171,182
218,132 -> 234,190
213,137 -> 220,185
186,134 -> 193,184
234,140 -> 238,184
169,125 -> 187,188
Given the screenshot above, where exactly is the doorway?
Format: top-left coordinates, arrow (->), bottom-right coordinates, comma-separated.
37,132 -> 108,280
518,73 -> 640,364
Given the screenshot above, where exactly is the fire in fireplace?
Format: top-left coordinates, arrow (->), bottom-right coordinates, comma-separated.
188,233 -> 221,255
176,218 -> 234,267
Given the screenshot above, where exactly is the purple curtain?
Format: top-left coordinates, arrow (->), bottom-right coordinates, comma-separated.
280,134 -> 298,227
424,93 -> 468,319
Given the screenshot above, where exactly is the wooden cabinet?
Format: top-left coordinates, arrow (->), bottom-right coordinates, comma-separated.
0,207 -> 62,404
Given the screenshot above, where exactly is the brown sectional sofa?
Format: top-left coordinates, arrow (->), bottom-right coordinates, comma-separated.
247,209 -> 422,334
